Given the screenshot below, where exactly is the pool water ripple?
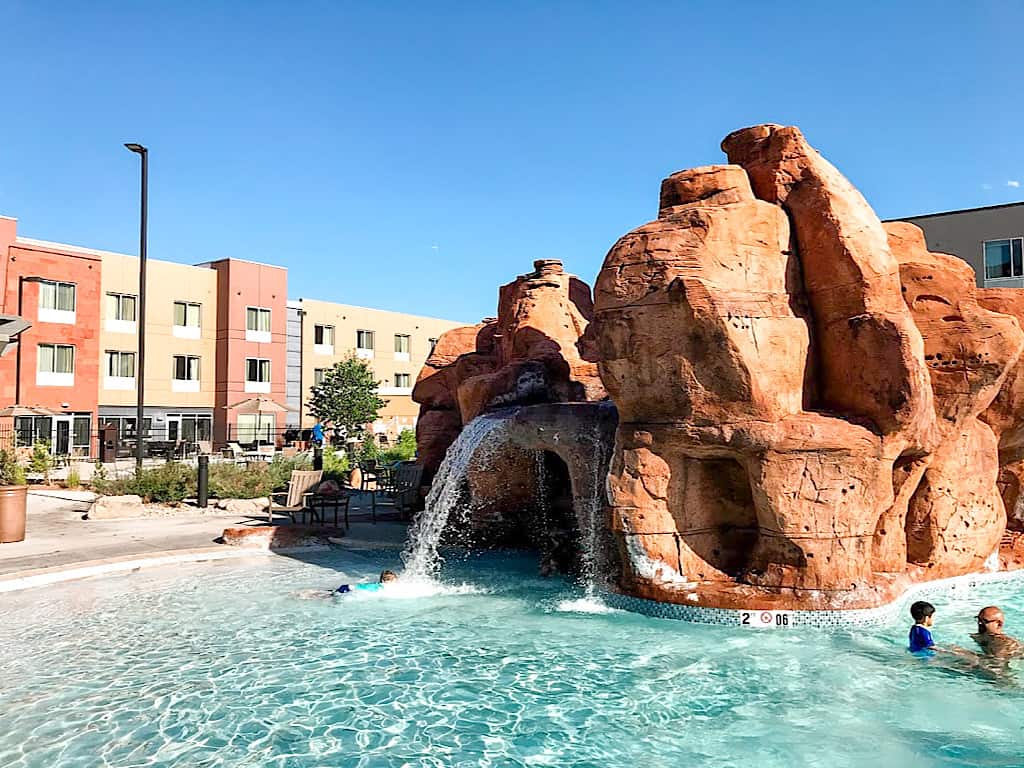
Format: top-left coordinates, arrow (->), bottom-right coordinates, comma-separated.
3,550 -> 1024,767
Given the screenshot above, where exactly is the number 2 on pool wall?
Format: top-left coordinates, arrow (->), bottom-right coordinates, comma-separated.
741,612 -> 751,625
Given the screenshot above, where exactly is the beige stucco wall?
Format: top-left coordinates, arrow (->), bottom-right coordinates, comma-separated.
99,253 -> 218,408
296,298 -> 466,439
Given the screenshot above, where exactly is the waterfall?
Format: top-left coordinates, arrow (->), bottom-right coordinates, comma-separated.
402,412 -> 510,580
578,421 -> 613,596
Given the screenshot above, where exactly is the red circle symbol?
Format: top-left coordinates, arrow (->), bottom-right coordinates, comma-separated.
760,611 -> 772,624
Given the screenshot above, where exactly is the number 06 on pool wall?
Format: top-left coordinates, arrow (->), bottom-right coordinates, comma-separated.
739,610 -> 793,629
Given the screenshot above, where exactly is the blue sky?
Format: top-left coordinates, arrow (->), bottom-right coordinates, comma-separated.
2,1 -> 1022,323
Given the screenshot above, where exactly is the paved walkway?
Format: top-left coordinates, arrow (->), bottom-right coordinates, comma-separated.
0,492 -> 411,577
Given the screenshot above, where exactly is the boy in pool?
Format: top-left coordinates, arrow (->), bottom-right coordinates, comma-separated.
909,601 -> 937,653
335,570 -> 398,594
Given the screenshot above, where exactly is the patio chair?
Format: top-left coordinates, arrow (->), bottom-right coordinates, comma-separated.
267,469 -> 323,524
371,464 -> 424,521
222,442 -> 245,463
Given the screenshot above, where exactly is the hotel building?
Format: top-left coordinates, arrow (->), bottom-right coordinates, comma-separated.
0,215 -> 465,455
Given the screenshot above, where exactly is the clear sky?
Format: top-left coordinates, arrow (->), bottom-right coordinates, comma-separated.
3,1 -> 1022,323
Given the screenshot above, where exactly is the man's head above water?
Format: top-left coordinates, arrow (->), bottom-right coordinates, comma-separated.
976,606 -> 1006,635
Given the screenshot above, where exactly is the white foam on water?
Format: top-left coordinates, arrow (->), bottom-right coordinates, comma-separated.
550,596 -> 621,614
377,579 -> 489,600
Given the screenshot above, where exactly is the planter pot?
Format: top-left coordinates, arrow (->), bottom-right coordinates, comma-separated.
0,485 -> 28,543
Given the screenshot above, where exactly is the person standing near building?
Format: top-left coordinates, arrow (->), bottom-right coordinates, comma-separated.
312,419 -> 326,448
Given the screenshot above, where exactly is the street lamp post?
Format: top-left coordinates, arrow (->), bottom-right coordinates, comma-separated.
125,143 -> 148,470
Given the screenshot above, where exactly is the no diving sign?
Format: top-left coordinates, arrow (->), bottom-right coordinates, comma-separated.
739,610 -> 794,629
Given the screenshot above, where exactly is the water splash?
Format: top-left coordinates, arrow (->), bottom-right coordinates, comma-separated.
402,412 -> 511,580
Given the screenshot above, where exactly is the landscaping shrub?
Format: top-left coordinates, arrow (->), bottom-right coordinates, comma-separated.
28,441 -> 54,484
65,465 -> 81,490
92,455 -> 314,504
322,446 -> 350,484
0,448 -> 27,486
379,428 -> 417,464
93,462 -> 197,503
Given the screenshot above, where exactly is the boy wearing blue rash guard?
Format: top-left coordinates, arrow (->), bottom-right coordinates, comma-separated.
909,601 -> 937,653
336,570 -> 398,594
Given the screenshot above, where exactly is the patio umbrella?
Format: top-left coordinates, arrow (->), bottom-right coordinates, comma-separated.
224,396 -> 292,414
0,405 -> 58,417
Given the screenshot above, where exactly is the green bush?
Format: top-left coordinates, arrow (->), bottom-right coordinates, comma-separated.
322,446 -> 350,484
355,432 -> 379,463
29,441 -> 54,483
380,428 -> 417,464
93,462 -> 197,504
92,455 -> 315,504
0,449 -> 27,486
66,465 -> 81,490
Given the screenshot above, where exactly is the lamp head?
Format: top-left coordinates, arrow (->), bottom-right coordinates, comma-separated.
124,143 -> 147,154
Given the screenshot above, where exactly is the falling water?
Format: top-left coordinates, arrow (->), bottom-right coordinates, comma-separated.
402,412 -> 511,580
578,421 -> 613,597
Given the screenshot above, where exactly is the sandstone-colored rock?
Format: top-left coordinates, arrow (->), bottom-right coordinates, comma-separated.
723,124 -> 935,454
414,260 -> 607,479
88,494 -> 144,519
221,525 -> 337,550
215,497 -> 270,516
419,124 -> 1024,611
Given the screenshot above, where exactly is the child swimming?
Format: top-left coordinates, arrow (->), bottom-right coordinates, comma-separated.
335,570 -> 398,594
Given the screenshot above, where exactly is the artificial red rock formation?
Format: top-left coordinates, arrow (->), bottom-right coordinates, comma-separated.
415,123 -> 1024,611
414,260 -> 606,477
585,125 -> 1024,609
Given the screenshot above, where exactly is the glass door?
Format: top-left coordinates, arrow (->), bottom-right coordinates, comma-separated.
54,417 -> 71,456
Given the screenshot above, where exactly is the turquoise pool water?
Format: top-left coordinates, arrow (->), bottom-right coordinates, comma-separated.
1,550 -> 1023,767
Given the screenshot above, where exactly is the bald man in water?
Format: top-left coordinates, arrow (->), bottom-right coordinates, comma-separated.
971,606 -> 1024,660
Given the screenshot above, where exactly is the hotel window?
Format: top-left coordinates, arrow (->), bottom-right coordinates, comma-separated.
246,358 -> 271,382
394,373 -> 411,388
314,368 -> 327,385
105,351 -> 136,378
313,324 -> 334,354
38,343 -> 74,374
395,334 -> 411,354
984,238 -> 1024,280
173,301 -> 201,327
356,329 -> 375,359
39,280 -> 76,312
246,307 -> 271,332
357,330 -> 374,350
314,325 -> 334,346
107,292 -> 137,321
428,337 -> 439,355
173,355 -> 201,381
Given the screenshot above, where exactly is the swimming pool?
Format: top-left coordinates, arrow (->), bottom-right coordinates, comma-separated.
1,550 -> 1022,767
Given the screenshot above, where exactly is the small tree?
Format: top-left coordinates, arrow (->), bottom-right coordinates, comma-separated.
307,355 -> 387,445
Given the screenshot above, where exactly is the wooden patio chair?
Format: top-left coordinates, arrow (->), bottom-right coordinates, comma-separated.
267,469 -> 323,524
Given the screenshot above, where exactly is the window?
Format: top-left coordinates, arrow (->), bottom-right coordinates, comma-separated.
173,301 -> 201,338
37,343 -> 74,386
14,416 -> 51,448
314,368 -> 327,385
106,293 -> 137,322
356,329 -> 375,358
428,337 -> 439,355
37,280 -> 76,323
173,355 -> 201,380
394,373 -> 411,388
247,307 -> 271,332
39,280 -> 76,312
38,344 -> 74,373
314,325 -> 334,346
313,324 -> 334,354
984,238 -> 1024,281
245,357 -> 271,392
395,334 -> 411,354
105,351 -> 136,378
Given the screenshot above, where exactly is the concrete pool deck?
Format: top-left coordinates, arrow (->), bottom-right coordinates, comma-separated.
0,492 -> 411,584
